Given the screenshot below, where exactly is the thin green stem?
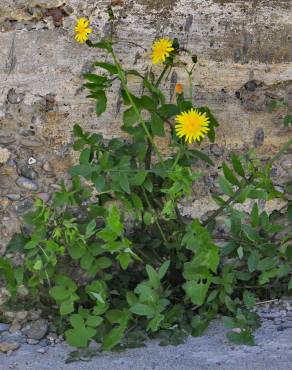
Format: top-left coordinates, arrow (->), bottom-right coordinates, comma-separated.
155,64 -> 170,87
110,48 -> 165,166
142,189 -> 167,243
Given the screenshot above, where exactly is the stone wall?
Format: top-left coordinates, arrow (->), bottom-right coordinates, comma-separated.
0,0 -> 291,254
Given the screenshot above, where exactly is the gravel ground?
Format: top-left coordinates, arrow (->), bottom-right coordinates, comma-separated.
1,320 -> 292,370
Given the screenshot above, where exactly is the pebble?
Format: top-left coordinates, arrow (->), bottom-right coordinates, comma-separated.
28,157 -> 37,165
37,193 -> 50,203
16,177 -> 38,191
27,339 -> 39,345
0,342 -> 20,353
0,323 -> 10,333
17,165 -> 38,180
37,348 -> 47,354
6,194 -> 21,201
42,161 -> 53,173
14,198 -> 34,214
22,319 -> 48,340
19,137 -> 43,148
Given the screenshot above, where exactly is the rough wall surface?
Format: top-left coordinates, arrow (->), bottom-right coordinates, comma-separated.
0,0 -> 291,254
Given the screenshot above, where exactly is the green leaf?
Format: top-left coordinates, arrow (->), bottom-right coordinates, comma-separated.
103,327 -> 124,350
107,206 -> 123,235
190,150 -> 214,166
283,114 -> 292,127
151,113 -> 165,137
223,162 -> 240,186
68,243 -> 86,260
117,252 -> 131,270
218,176 -> 234,197
141,95 -> 156,111
83,74 -> 108,84
143,211 -> 153,225
250,203 -> 259,227
183,280 -> 210,306
123,107 -> 138,127
157,104 -> 180,119
130,303 -> 155,317
94,91 -> 107,117
248,251 -> 260,272
119,172 -> 130,193
95,176 -> 105,192
65,326 -> 96,348
6,234 -> 27,252
94,62 -> 118,74
96,256 -> 112,270
131,171 -> 147,186
70,314 -> 84,328
86,315 -> 103,328
49,286 -> 70,301
288,278 -> 292,290
59,301 -> 74,315
146,265 -> 160,289
226,330 -> 255,346
158,260 -> 170,280
230,153 -> 245,178
191,316 -> 210,337
257,257 -> 276,271
147,313 -> 164,332
243,291 -> 256,308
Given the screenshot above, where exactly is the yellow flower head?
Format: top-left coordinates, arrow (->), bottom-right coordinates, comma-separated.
75,18 -> 92,44
175,109 -> 210,144
151,38 -> 174,65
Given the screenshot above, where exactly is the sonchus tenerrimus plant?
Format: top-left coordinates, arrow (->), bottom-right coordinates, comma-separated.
1,8 -> 292,356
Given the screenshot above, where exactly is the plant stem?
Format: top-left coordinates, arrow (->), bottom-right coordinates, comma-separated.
110,48 -> 165,166
142,189 -> 167,243
155,65 -> 169,87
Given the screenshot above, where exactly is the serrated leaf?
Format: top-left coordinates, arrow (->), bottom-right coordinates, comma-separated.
223,162 -> 240,186
146,265 -> 160,289
94,62 -> 118,74
230,153 -> 245,178
218,176 -> 234,197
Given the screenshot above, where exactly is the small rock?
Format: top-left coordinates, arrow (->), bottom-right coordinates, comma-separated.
14,198 -> 34,214
7,88 -> 25,104
0,287 -> 11,306
0,147 -> 11,164
28,157 -> 37,165
16,177 -> 38,191
17,285 -> 29,299
232,327 -> 241,334
37,193 -> 50,203
0,134 -> 15,145
17,165 -> 38,180
0,342 -> 20,353
0,323 -> 10,333
27,338 -> 39,345
42,161 -> 53,172
39,339 -> 50,347
9,322 -> 21,333
37,348 -> 47,354
22,319 -> 48,340
6,194 -> 21,201
19,138 -> 43,148
15,311 -> 28,321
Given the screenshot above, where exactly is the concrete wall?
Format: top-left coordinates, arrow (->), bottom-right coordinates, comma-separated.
0,0 -> 291,254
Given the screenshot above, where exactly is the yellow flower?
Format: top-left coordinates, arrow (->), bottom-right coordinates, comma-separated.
75,18 -> 92,44
151,38 -> 174,65
175,109 -> 210,144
